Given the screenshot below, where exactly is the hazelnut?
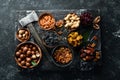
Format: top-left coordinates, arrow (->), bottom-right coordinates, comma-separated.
17,58 -> 21,62
28,48 -> 31,51
19,30 -> 25,34
29,45 -> 33,48
26,62 -> 30,67
18,34 -> 22,38
31,51 -> 35,54
18,50 -> 22,53
21,61 -> 25,65
25,31 -> 29,35
20,54 -> 25,59
16,51 -> 20,57
23,47 -> 28,52
23,34 -> 26,37
27,50 -> 31,56
26,57 -> 31,62
32,47 -> 36,51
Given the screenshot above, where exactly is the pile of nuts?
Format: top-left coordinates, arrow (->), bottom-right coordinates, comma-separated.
39,13 -> 55,30
16,28 -> 30,42
64,13 -> 80,29
80,42 -> 101,62
15,42 -> 42,68
53,46 -> 72,64
67,32 -> 83,47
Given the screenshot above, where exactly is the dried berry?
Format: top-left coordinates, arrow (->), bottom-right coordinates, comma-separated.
80,12 -> 93,26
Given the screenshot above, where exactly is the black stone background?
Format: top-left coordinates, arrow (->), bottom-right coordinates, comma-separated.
0,0 -> 120,80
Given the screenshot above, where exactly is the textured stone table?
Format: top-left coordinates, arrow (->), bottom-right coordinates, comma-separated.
0,0 -> 120,80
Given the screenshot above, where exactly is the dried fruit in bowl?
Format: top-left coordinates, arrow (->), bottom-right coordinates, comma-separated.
80,12 -> 93,26
67,32 -> 83,47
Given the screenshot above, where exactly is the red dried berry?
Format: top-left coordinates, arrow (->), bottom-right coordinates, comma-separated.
80,12 -> 93,26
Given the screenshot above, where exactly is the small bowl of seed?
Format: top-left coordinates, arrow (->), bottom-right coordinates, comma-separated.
52,45 -> 74,67
15,41 -> 42,69
16,28 -> 30,42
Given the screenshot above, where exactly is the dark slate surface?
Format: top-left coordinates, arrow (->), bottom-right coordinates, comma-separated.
0,0 -> 120,80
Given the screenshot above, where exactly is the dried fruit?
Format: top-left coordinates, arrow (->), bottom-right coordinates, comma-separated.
53,46 -> 72,64
67,32 -> 83,47
39,13 -> 55,30
80,42 -> 100,62
55,20 -> 64,28
80,12 -> 93,26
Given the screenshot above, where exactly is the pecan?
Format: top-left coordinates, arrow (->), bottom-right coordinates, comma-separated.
93,24 -> 100,29
93,16 -> 101,24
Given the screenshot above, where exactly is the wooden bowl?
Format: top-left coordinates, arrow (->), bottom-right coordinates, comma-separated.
38,13 -> 55,30
16,28 -> 30,42
52,45 -> 74,67
15,41 -> 42,69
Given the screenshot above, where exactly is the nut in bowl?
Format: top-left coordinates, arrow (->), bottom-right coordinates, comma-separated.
64,13 -> 80,30
16,28 -> 30,42
38,13 -> 56,30
52,45 -> 74,67
15,42 -> 42,69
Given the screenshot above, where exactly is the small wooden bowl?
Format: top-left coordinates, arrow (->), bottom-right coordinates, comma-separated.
16,28 -> 30,42
38,13 -> 56,30
15,41 -> 42,69
52,45 -> 74,67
